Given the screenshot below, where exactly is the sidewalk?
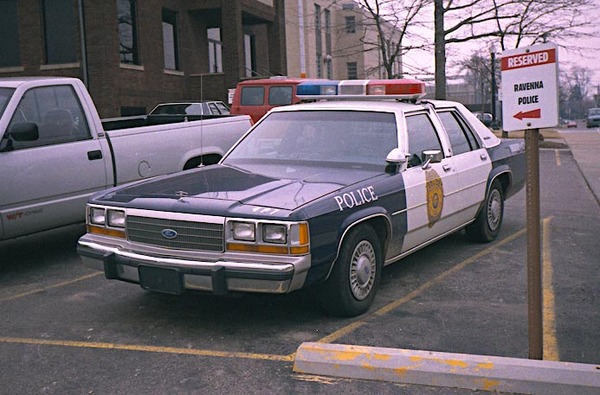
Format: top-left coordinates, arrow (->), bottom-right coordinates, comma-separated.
559,130 -> 600,206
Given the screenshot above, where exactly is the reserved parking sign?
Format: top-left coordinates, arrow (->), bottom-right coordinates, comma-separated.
500,43 -> 559,132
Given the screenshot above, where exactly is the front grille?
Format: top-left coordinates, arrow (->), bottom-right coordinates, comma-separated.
126,215 -> 224,252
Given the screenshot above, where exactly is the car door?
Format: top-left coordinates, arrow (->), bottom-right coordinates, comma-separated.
399,112 -> 463,254
0,84 -> 109,239
436,109 -> 492,224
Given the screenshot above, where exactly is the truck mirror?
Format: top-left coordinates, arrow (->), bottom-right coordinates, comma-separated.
8,122 -> 39,142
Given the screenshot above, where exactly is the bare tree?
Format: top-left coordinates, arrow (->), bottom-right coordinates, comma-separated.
433,0 -> 596,99
355,0 -> 433,78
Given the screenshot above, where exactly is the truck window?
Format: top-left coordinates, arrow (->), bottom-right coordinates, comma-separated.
405,113 -> 442,167
7,85 -> 91,149
241,86 -> 265,106
0,88 -> 15,118
268,86 -> 293,106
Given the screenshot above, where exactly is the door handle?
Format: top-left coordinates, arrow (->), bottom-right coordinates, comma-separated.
442,165 -> 451,172
480,154 -> 488,161
87,150 -> 103,160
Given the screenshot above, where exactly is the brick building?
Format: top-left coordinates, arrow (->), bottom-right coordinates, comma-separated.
0,0 -> 286,117
0,0 -> 404,118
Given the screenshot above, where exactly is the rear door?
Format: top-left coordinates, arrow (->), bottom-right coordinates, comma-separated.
435,109 -> 491,222
0,84 -> 108,239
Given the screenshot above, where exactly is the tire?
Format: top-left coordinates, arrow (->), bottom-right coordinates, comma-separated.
318,225 -> 382,317
466,179 -> 504,243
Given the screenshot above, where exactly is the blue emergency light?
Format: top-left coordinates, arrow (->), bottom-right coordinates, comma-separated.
296,79 -> 426,102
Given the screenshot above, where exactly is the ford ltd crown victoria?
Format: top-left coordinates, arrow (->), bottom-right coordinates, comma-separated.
77,79 -> 526,317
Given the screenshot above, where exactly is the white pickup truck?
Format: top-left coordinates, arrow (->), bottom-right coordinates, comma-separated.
0,77 -> 252,241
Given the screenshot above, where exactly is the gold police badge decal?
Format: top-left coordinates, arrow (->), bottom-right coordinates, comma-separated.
425,169 -> 444,227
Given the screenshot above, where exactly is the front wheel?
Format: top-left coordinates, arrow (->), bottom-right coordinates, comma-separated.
466,179 -> 504,243
318,225 -> 382,317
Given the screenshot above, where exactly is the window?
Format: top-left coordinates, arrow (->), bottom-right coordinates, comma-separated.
268,86 -> 293,106
43,0 -> 77,64
405,113 -> 442,167
436,111 -> 480,155
208,28 -> 223,73
315,4 -> 322,78
324,9 -> 332,79
347,62 -> 357,79
6,85 -> 91,150
244,34 -> 256,77
0,0 -> 20,67
162,9 -> 179,70
118,0 -> 139,64
345,16 -> 356,33
240,87 -> 264,106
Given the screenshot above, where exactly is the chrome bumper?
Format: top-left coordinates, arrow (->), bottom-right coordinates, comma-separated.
77,235 -> 311,295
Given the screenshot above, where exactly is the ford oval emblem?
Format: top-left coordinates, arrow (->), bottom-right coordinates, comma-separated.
161,229 -> 178,239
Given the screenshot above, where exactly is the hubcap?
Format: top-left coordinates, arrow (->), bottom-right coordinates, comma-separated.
349,240 -> 376,301
487,189 -> 502,230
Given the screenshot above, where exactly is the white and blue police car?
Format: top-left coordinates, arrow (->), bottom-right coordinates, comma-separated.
78,79 -> 526,317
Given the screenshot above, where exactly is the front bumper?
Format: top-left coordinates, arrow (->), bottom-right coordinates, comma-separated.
77,234 -> 311,295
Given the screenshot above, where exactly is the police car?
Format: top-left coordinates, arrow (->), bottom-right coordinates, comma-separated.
77,79 -> 526,317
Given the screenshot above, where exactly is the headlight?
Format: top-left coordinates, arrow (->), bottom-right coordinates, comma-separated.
107,209 -> 125,228
232,221 -> 256,241
226,219 -> 309,255
262,224 -> 287,244
89,207 -> 106,225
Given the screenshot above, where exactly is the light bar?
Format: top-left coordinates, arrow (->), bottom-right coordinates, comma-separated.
296,79 -> 426,102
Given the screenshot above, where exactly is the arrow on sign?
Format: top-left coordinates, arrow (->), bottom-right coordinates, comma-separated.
514,109 -> 541,120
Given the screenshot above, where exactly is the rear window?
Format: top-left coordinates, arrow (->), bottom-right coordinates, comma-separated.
240,86 -> 265,106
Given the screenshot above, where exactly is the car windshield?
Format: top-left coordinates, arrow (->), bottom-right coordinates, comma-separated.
223,110 -> 398,168
0,88 -> 15,119
589,108 -> 600,116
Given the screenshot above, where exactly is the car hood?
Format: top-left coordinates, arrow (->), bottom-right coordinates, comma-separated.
94,164 -> 383,213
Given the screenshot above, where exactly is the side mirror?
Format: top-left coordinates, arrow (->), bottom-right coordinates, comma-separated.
385,148 -> 408,173
421,149 -> 443,169
7,122 -> 39,142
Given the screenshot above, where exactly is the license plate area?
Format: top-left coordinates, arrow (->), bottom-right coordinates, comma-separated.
138,265 -> 183,295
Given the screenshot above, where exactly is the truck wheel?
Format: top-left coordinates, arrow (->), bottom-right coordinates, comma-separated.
319,225 -> 382,317
466,179 -> 504,243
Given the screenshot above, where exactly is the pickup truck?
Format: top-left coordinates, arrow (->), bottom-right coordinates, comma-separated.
77,79 -> 525,317
0,77 -> 252,241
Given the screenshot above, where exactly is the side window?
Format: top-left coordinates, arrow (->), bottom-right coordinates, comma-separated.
215,102 -> 230,114
437,111 -> 472,155
405,113 -> 442,167
240,86 -> 264,106
7,85 -> 91,149
269,86 -> 293,106
437,110 -> 480,154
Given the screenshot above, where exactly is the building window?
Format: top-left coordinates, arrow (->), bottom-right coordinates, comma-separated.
43,0 -> 77,64
347,62 -> 357,79
162,9 -> 179,70
345,16 -> 356,34
315,4 -> 322,78
118,0 -> 139,65
208,28 -> 222,73
244,34 -> 256,77
0,0 -> 20,67
324,9 -> 332,79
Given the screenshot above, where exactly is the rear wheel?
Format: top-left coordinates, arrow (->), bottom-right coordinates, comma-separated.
466,179 -> 504,242
318,225 -> 382,317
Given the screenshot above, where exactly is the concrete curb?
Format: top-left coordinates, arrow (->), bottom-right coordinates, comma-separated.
293,342 -> 600,394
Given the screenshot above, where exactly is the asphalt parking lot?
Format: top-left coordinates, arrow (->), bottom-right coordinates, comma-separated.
1,134 -> 599,394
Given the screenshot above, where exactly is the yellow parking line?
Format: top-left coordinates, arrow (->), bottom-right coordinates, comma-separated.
0,272 -> 101,303
555,149 -> 562,166
0,336 -> 294,362
319,226 -> 529,344
542,217 -> 559,361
